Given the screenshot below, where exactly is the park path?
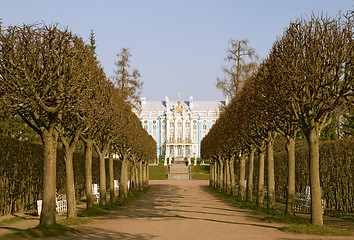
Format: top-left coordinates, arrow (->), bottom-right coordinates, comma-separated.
1,180 -> 352,240
44,180 -> 351,240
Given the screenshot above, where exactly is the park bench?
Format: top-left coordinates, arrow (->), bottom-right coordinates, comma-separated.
294,186 -> 325,214
92,184 -> 100,202
37,191 -> 67,216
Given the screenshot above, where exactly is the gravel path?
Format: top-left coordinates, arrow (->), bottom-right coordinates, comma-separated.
1,180 -> 353,239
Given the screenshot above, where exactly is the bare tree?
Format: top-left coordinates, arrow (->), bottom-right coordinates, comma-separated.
216,39 -> 258,100
112,47 -> 143,109
0,23 -> 87,225
271,13 -> 353,225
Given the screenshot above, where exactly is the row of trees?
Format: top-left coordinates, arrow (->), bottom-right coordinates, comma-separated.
0,23 -> 156,226
202,13 -> 353,225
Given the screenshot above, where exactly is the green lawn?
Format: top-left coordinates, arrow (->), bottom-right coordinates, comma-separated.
191,165 -> 210,180
149,165 -> 168,180
148,165 -> 210,180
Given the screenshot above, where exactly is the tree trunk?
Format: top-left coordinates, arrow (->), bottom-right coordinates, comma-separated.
99,153 -> 106,206
247,145 -> 255,202
267,131 -> 276,209
130,160 -> 135,193
138,160 -> 143,191
229,156 -> 236,195
134,159 -> 139,191
40,128 -> 57,226
257,146 -> 265,206
109,152 -> 115,203
146,162 -> 149,186
209,160 -> 214,187
119,153 -> 129,200
213,160 -> 217,188
225,159 -> 231,194
142,161 -> 147,188
85,138 -> 93,210
307,120 -> 323,225
239,153 -> 246,200
218,157 -> 224,191
285,136 -> 296,216
64,148 -> 77,219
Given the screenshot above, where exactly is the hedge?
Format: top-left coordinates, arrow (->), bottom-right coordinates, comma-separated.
242,137 -> 353,213
0,135 -> 121,216
272,137 -> 353,213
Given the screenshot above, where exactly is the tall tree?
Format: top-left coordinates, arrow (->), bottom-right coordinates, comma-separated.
0,23 -> 88,225
271,13 -> 353,225
216,39 -> 258,100
88,30 -> 97,60
112,47 -> 143,109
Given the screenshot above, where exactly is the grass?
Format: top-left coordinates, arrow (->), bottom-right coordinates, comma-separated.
325,210 -> 354,222
0,216 -> 25,227
209,186 -> 353,236
149,165 -> 168,180
280,224 -> 353,236
191,165 -> 210,180
5,223 -> 78,238
149,164 -> 210,180
209,187 -> 309,224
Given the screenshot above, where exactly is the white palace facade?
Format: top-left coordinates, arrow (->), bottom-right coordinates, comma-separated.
134,96 -> 225,164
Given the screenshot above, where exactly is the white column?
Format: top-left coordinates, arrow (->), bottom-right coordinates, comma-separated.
164,146 -> 168,166
194,154 -> 197,166
181,116 -> 184,142
168,146 -> 172,164
166,118 -> 169,142
191,119 -> 193,140
174,118 -> 177,142
188,148 -> 191,165
182,145 -> 185,159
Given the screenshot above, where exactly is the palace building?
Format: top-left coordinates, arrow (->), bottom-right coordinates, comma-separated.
134,95 -> 226,165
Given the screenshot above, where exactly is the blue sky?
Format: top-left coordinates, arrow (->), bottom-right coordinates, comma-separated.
1,1 -> 352,101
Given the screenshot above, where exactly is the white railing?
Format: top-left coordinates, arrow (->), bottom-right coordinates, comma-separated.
294,186 -> 325,214
37,191 -> 67,216
92,184 -> 100,202
56,200 -> 67,215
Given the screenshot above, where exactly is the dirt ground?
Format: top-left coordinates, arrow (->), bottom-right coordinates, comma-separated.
1,180 -> 353,240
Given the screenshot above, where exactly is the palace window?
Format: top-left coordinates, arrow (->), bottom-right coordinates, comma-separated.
162,120 -> 166,130
144,120 -> 148,131
185,121 -> 190,128
203,124 -> 207,130
161,131 -> 165,142
153,120 -> 157,130
193,120 -> 197,130
177,133 -> 182,141
177,146 -> 182,155
177,121 -> 182,128
193,132 -> 197,142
